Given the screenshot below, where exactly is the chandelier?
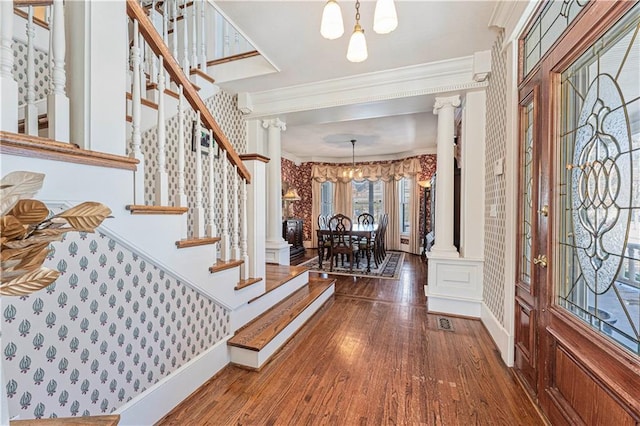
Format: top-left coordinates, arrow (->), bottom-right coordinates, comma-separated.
320,0 -> 398,63
343,139 -> 363,179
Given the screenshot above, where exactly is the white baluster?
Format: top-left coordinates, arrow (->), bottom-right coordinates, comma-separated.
129,19 -> 145,204
0,0 -> 19,132
241,178 -> 249,280
155,57 -> 168,206
232,165 -> 241,260
199,0 -> 206,71
25,6 -> 38,136
206,129 -> 217,238
191,0 -> 198,70
220,154 -> 230,261
181,0 -> 190,74
193,112 -> 205,238
223,22 -> 230,58
139,33 -> 146,93
171,0 -> 178,61
47,0 -> 69,142
176,85 -> 187,208
162,0 -> 169,84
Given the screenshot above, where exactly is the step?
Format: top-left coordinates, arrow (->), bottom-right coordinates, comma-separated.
249,263 -> 309,303
228,277 -> 335,370
175,236 -> 221,249
125,205 -> 188,215
235,277 -> 263,291
209,258 -> 243,273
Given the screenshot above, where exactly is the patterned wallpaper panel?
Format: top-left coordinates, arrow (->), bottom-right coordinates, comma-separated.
282,155 -> 436,243
12,40 -> 50,107
483,30 -> 507,325
136,90 -> 246,243
2,229 -> 229,420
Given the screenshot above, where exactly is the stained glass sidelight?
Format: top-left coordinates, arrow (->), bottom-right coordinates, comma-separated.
520,102 -> 534,286
523,0 -> 589,76
557,5 -> 640,355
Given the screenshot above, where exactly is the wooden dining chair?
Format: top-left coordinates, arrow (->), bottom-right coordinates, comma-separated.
317,214 -> 332,266
374,213 -> 388,265
356,213 -> 377,268
328,214 -> 360,273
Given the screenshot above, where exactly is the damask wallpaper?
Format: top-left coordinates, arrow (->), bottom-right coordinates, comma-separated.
2,230 -> 229,419
281,155 -> 437,244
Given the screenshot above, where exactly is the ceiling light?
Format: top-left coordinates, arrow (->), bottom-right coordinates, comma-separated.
346,1 -> 368,63
343,139 -> 363,179
320,0 -> 344,40
373,0 -> 398,34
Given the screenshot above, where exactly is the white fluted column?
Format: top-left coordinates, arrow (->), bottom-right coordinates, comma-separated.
430,95 -> 461,258
263,118 -> 290,265
0,0 -> 18,132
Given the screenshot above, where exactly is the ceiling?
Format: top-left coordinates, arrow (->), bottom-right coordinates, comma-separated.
212,1 -> 499,162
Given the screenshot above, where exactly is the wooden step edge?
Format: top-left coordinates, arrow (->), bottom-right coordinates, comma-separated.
249,264 -> 310,304
228,278 -> 335,351
126,92 -> 159,110
175,237 -> 221,249
209,258 -> 244,273
189,67 -> 216,84
191,81 -> 201,92
0,131 -> 139,171
125,205 -> 189,215
207,50 -> 260,67
235,277 -> 263,291
145,83 -> 180,100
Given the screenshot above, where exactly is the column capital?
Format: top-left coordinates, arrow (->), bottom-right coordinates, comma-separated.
433,95 -> 461,114
262,118 -> 286,131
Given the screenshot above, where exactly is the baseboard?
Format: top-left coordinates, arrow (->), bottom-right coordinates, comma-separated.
480,302 -> 513,366
427,293 -> 482,318
115,336 -> 231,425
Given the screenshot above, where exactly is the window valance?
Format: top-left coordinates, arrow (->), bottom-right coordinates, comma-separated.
311,157 -> 421,183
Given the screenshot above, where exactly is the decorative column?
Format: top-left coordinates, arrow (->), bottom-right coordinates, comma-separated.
429,95 -> 461,258
0,0 -> 19,132
263,118 -> 291,265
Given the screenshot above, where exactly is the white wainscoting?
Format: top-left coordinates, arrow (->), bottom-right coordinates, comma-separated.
426,257 -> 484,317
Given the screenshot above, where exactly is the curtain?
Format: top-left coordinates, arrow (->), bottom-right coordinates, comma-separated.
334,180 -> 352,217
408,176 -> 421,254
311,157 -> 421,183
311,180 -> 322,248
384,179 -> 400,251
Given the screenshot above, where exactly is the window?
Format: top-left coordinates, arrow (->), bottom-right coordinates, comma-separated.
352,180 -> 383,219
400,178 -> 411,234
320,181 -> 333,217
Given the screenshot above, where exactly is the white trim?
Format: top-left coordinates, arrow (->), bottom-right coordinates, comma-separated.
481,302 -> 514,367
115,336 -> 231,425
427,293 -> 482,318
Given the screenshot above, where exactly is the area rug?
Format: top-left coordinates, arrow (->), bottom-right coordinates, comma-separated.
300,251 -> 405,280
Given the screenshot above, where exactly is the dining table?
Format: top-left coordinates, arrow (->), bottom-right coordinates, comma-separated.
316,223 -> 378,272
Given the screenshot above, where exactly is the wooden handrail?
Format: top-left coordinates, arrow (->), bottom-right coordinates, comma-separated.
126,0 -> 251,183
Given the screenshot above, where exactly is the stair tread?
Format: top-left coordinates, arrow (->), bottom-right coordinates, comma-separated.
175,237 -> 221,249
209,258 -> 243,273
247,264 -> 309,303
228,277 -> 335,351
235,277 -> 263,291
126,205 -> 188,215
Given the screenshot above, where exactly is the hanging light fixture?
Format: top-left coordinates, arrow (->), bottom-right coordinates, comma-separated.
320,0 -> 344,40
346,0 -> 367,63
373,0 -> 398,34
343,139 -> 363,179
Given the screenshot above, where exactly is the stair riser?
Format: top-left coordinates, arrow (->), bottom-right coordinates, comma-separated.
229,283 -> 334,369
210,266 -> 265,309
230,270 -> 309,332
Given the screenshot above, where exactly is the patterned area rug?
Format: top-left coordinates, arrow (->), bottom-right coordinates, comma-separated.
300,251 -> 405,280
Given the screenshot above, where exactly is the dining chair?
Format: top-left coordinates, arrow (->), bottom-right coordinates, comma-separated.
356,213 -> 377,268
374,213 -> 388,265
317,214 -> 332,265
328,214 -> 360,273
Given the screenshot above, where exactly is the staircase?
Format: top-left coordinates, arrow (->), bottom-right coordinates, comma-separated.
0,0 -> 328,423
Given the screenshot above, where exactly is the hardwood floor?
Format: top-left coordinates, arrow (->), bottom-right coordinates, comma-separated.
157,254 -> 543,425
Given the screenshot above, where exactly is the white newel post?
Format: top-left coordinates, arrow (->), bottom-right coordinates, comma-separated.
47,0 -> 69,142
232,166 -> 241,260
155,57 -> 169,206
0,0 -> 18,132
263,118 -> 290,265
129,19 -> 145,204
206,128 -> 217,238
193,112 -> 205,238
25,6 -> 38,136
241,178 -> 250,279
429,95 -> 461,258
220,154 -> 230,261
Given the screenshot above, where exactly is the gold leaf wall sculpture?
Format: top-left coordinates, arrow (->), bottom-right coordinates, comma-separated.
0,171 -> 112,296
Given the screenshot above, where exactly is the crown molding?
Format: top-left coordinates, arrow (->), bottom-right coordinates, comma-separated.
241,56 -> 487,119
282,147 -> 437,165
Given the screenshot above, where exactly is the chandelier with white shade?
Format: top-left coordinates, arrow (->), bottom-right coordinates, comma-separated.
320,0 -> 398,63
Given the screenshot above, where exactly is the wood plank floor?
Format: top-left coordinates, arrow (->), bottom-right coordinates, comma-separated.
157,254 -> 543,425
